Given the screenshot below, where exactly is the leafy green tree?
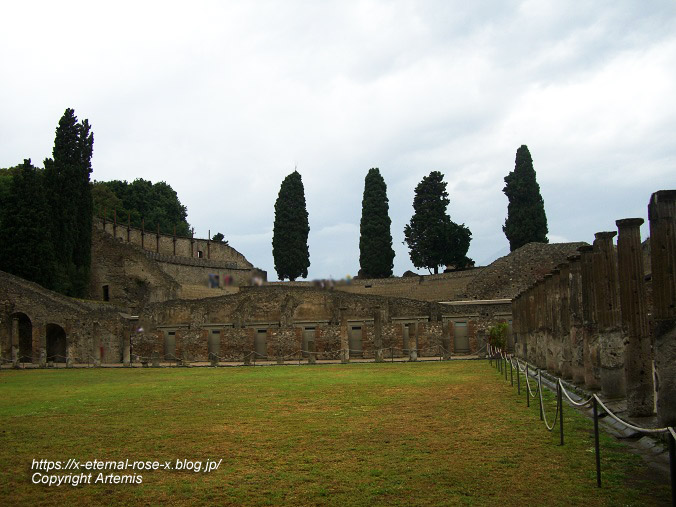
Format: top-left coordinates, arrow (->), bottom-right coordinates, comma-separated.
404,171 -> 472,274
0,160 -> 55,287
43,108 -> 94,297
503,145 -> 548,251
272,170 -> 310,280
212,232 -> 227,244
488,322 -> 509,349
359,168 -> 394,278
92,179 -> 190,236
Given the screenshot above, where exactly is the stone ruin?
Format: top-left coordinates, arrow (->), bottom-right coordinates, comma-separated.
511,190 -> 676,427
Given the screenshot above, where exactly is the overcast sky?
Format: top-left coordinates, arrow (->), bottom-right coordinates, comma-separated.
2,1 -> 675,280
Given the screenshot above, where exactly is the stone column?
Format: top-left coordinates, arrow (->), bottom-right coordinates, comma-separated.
123,328 -> 131,367
339,307 -> 349,363
648,190 -> 676,426
66,336 -> 75,368
36,324 -> 47,368
527,285 -> 536,363
308,340 -> 316,364
544,274 -> 556,370
546,270 -> 562,375
616,218 -> 654,416
558,263 -> 572,379
415,319 -> 423,358
92,322 -> 101,367
534,280 -> 545,367
579,245 -> 601,389
511,295 -> 520,357
374,307 -> 384,362
592,231 -> 625,398
567,254 -> 585,384
11,316 -> 19,368
517,291 -> 526,359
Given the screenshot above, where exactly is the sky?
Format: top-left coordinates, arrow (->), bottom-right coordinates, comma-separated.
2,1 -> 676,281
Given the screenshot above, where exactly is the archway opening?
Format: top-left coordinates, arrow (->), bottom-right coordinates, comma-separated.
46,324 -> 67,363
12,313 -> 33,363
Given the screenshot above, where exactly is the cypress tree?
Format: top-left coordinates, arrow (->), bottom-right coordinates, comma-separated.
43,108 -> 94,296
359,168 -> 394,278
502,145 -> 548,251
404,171 -> 472,274
0,160 -> 55,287
272,170 -> 310,280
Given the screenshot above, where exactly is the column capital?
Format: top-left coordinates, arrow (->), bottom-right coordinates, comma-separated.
594,231 -> 617,240
616,217 -> 644,228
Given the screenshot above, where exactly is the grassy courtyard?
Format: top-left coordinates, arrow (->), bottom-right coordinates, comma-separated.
0,361 -> 670,506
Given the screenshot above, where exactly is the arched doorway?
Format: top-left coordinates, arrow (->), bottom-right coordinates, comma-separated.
46,324 -> 67,363
11,313 -> 33,363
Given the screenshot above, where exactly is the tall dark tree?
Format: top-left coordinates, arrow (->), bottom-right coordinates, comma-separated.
272,170 -> 310,281
359,168 -> 394,278
502,145 -> 548,251
0,160 -> 55,286
404,171 -> 472,274
43,108 -> 94,296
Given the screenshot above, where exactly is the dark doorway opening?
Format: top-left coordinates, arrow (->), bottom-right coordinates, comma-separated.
102,285 -> 110,301
46,324 -> 67,363
13,313 -> 33,363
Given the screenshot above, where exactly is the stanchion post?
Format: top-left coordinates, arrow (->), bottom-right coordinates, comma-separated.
593,397 -> 602,488
669,431 -> 675,507
526,365 -> 530,408
517,362 -> 521,395
558,381 -> 564,446
538,370 -> 543,421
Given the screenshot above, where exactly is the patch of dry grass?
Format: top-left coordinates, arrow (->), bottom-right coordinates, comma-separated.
0,361 -> 670,506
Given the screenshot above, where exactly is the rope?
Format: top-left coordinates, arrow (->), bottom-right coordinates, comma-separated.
500,355 -> 675,437
593,395 -> 671,434
557,379 -> 594,407
538,374 -> 559,431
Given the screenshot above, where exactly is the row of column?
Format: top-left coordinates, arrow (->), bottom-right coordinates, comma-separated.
512,190 -> 675,427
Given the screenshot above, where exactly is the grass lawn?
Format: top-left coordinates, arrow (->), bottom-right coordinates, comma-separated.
0,361 -> 670,506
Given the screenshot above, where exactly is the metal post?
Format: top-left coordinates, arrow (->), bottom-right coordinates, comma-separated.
526,365 -> 530,408
517,363 -> 521,395
510,360 -> 513,386
558,381 -> 564,446
505,357 -> 508,381
538,370 -> 543,421
593,397 -> 602,488
669,431 -> 675,507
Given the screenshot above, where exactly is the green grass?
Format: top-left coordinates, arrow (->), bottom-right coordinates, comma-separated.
0,361 -> 670,506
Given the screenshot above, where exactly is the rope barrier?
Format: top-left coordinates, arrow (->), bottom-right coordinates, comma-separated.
488,349 -> 676,499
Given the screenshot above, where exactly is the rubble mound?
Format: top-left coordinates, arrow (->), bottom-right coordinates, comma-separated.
466,242 -> 588,300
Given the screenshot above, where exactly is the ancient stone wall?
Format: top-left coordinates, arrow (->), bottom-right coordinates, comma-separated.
130,286 -> 510,361
90,221 -> 267,309
96,217 -> 252,267
0,270 -> 130,367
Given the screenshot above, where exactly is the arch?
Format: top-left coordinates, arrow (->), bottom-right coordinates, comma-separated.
46,324 -> 67,363
11,312 -> 33,363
